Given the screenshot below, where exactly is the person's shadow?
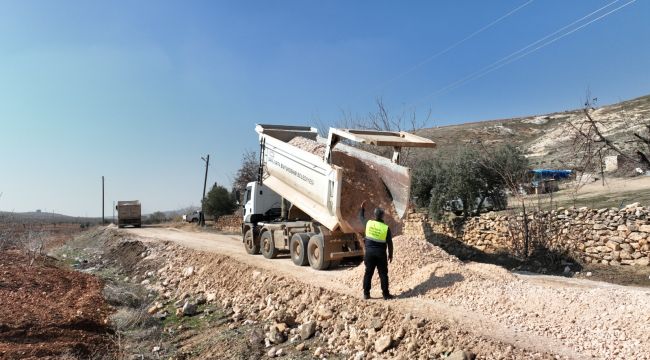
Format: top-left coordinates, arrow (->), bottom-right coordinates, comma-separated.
397,266 -> 464,299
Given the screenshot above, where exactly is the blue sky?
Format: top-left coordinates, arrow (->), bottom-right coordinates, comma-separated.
0,0 -> 648,216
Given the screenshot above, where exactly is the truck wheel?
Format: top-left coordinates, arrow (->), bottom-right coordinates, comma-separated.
260,231 -> 278,259
244,229 -> 260,255
308,235 -> 330,270
290,233 -> 310,266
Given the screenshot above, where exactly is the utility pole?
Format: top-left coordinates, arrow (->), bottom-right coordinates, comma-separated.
200,155 -> 210,226
112,201 -> 115,224
102,176 -> 105,225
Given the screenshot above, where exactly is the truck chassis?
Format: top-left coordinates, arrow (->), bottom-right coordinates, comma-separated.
242,221 -> 363,270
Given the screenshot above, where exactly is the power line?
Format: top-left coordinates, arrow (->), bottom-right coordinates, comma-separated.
374,0 -> 535,93
430,0 -> 630,99
406,0 -> 636,109
449,0 -> 638,93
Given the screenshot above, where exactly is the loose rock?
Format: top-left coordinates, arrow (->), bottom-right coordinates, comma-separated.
300,321 -> 317,340
447,350 -> 476,360
374,335 -> 392,353
182,300 -> 197,316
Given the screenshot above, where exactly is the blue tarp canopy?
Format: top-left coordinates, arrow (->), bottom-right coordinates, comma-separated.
529,169 -> 573,180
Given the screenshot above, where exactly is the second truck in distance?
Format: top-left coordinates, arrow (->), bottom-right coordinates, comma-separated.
116,200 -> 142,228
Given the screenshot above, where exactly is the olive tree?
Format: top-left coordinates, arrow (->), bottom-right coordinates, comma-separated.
478,144 -> 531,257
202,183 -> 237,220
412,144 -> 527,220
147,211 -> 168,224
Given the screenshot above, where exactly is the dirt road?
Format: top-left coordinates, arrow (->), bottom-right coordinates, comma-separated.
125,226 -> 649,359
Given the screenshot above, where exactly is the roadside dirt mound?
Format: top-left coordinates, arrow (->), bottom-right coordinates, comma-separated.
288,136 -> 400,233
0,250 -> 112,359
73,225 -> 123,247
105,240 -> 147,271
132,239 -> 539,359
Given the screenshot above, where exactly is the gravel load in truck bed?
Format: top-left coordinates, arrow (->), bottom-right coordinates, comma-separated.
287,136 -> 400,233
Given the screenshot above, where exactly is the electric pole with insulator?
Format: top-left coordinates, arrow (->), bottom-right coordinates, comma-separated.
200,155 -> 210,226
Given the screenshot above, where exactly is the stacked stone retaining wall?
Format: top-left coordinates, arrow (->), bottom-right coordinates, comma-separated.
214,214 -> 243,233
403,203 -> 650,266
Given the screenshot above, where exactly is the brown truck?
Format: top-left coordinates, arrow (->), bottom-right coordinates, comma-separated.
116,200 -> 142,228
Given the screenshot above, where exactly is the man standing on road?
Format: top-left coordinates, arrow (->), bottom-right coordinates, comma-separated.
359,200 -> 394,300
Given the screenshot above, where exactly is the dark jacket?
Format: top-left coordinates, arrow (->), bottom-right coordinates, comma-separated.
359,208 -> 393,258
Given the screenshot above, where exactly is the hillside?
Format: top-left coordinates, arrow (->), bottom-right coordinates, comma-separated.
417,94 -> 650,169
0,211 -> 101,224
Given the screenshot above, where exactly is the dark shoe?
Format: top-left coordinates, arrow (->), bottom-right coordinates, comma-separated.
363,293 -> 370,300
383,294 -> 394,300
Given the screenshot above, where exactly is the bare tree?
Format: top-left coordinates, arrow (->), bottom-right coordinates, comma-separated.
315,97 -> 433,166
0,212 -> 14,251
0,193 -> 15,251
633,124 -> 650,166
478,144 -> 532,257
232,150 -> 258,193
20,228 -> 46,266
569,93 -> 650,191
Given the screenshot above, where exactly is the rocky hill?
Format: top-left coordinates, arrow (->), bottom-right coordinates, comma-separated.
417,94 -> 650,169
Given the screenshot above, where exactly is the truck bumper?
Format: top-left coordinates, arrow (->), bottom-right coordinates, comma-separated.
118,219 -> 141,226
329,250 -> 364,260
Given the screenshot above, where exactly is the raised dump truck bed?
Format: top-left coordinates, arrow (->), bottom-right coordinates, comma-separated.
242,124 -> 435,270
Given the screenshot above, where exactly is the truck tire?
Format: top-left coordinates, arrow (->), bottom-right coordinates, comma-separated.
260,231 -> 278,259
308,234 -> 330,270
290,233 -> 310,266
244,229 -> 260,255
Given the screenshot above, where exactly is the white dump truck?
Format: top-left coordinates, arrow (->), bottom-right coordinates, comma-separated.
242,124 -> 435,270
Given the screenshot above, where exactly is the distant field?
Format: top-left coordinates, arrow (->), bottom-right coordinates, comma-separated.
0,223 -> 88,249
505,175 -> 650,211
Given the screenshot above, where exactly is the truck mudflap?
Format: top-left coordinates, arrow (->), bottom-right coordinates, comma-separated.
320,227 -> 363,261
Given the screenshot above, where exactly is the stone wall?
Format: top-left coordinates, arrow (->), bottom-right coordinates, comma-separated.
403,202 -> 650,266
214,214 -> 242,233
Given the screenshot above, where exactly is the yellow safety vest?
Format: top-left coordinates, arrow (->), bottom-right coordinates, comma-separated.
365,220 -> 388,242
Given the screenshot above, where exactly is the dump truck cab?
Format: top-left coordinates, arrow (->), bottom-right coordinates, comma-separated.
243,181 -> 282,223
